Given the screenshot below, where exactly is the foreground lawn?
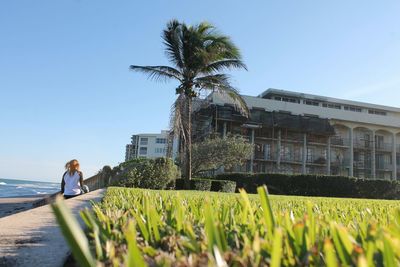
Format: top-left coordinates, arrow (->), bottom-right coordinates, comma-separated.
55,187 -> 400,266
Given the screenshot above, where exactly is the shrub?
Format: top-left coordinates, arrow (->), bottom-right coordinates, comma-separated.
175,179 -> 185,190
111,158 -> 180,190
174,178 -> 236,192
190,179 -> 212,191
211,180 -> 236,193
215,173 -> 400,199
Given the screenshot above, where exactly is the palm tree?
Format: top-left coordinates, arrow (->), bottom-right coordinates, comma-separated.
130,19 -> 248,187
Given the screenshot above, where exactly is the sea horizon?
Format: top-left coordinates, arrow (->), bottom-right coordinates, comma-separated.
0,178 -> 59,198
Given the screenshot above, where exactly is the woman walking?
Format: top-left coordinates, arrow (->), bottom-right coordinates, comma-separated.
61,159 -> 84,199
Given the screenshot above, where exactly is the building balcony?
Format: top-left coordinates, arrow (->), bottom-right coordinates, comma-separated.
254,151 -> 276,161
375,143 -> 392,152
353,140 -> 373,149
307,134 -> 327,145
397,144 -> 400,153
353,161 -> 371,169
281,154 -> 303,163
331,159 -> 350,167
306,157 -> 327,165
376,163 -> 393,171
331,137 -> 350,147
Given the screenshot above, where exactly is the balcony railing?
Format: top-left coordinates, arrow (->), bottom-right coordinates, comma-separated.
331,137 -> 350,146
376,163 -> 393,171
375,143 -> 392,152
281,154 -> 303,163
353,140 -> 373,149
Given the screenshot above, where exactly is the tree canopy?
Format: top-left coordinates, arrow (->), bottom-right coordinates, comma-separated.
192,134 -> 253,175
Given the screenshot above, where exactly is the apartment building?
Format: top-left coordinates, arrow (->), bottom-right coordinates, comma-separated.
125,130 -> 169,161
193,89 -> 400,179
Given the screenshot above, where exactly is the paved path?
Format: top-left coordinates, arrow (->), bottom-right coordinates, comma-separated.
0,189 -> 105,267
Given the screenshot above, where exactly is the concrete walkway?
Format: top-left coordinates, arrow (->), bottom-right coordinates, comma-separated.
0,189 -> 105,267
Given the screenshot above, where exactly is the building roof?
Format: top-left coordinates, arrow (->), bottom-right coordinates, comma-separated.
258,88 -> 400,113
132,130 -> 169,137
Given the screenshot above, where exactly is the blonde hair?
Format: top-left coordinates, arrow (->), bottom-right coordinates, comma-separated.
65,159 -> 80,171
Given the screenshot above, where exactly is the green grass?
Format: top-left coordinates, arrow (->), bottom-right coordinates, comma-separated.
53,187 -> 400,266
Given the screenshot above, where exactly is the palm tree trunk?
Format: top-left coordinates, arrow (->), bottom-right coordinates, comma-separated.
184,97 -> 192,189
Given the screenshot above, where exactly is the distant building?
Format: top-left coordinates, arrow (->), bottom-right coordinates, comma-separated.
125,130 -> 169,161
192,89 -> 400,179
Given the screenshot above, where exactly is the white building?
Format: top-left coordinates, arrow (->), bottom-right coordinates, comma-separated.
125,130 -> 169,161
194,89 -> 400,179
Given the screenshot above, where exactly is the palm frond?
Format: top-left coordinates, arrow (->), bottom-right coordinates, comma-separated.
163,20 -> 185,69
202,59 -> 247,74
194,74 -> 249,117
196,22 -> 214,35
195,73 -> 232,86
170,94 -> 188,143
129,65 -> 182,82
216,88 -> 249,117
202,34 -> 242,60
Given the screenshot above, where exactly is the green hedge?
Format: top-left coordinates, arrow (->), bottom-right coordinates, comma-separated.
214,173 -> 400,199
111,158 -> 180,190
211,180 -> 236,193
175,179 -> 236,193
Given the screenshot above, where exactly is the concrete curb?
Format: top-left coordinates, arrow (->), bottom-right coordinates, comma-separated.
0,189 -> 106,267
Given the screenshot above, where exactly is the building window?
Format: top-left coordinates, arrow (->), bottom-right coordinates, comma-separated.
304,100 -> 319,106
375,135 -> 384,149
273,96 -> 299,103
139,147 -> 147,155
264,144 -> 271,160
322,103 -> 341,109
155,147 -> 166,153
282,97 -> 299,103
307,148 -> 314,162
156,138 -> 167,144
368,109 -> 387,116
140,138 -> 148,145
344,106 -> 362,112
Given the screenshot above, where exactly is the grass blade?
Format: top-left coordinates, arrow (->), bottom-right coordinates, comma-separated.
324,239 -> 338,267
257,185 -> 275,237
124,220 -> 147,267
270,228 -> 283,267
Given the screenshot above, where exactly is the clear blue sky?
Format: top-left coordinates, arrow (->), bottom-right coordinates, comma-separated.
1,1 -> 400,182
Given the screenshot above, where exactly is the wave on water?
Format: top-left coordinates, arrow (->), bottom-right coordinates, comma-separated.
0,178 -> 59,198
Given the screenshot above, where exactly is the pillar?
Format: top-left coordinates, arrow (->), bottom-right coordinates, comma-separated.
327,136 -> 331,175
264,144 -> 269,160
302,133 -> 307,174
371,130 -> 376,179
218,122 -> 228,173
392,133 -> 397,180
223,122 -> 227,138
276,129 -> 281,170
250,128 -> 255,173
349,128 -> 354,177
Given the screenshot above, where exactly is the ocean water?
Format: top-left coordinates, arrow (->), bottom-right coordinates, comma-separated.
0,178 -> 60,198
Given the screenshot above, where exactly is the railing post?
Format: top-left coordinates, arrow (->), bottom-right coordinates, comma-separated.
372,130 -> 376,179
277,129 -> 281,170
250,128 -> 255,173
223,122 -> 227,138
302,133 -> 307,174
392,132 -> 397,180
327,136 -> 331,175
349,127 -> 354,177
